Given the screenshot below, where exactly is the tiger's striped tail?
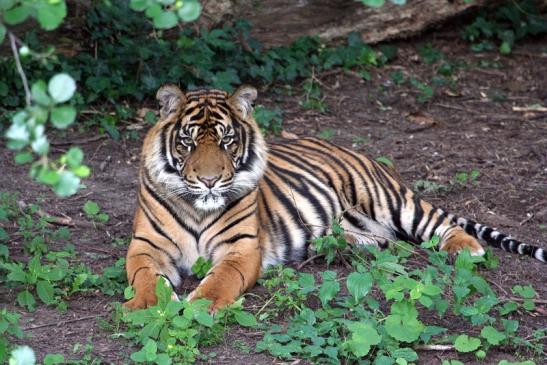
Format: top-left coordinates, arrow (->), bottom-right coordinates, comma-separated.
453,217 -> 546,263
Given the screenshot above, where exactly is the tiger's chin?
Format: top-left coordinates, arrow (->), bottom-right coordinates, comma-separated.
194,193 -> 226,212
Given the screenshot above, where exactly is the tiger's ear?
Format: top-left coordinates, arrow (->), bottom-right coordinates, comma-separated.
156,84 -> 186,119
228,85 -> 257,119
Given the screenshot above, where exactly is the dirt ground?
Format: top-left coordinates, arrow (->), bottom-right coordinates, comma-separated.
1,26 -> 546,364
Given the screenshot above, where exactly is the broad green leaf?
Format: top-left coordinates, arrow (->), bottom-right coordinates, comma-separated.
54,171 -> 80,197
48,73 -> 76,103
50,105 -> 76,129
9,346 -> 35,365
15,151 -> 34,165
512,285 -> 535,299
360,0 -> 385,7
6,122 -> 30,147
391,348 -> 418,361
235,311 -> 258,327
36,2 -> 67,30
72,165 -> 91,178
65,147 -> 84,168
31,135 -> 49,156
319,271 -> 340,307
454,334 -> 481,352
153,11 -> 178,29
194,310 -> 213,327
385,314 -> 424,342
43,353 -> 65,365
36,280 -> 55,304
346,272 -> 373,301
129,0 -> 150,11
0,24 -> 7,45
16,290 -> 35,311
3,5 -> 30,25
178,1 -> 201,22
346,322 -> 381,357
480,326 -> 506,345
31,81 -> 51,105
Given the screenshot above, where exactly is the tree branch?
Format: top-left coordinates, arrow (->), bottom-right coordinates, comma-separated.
9,32 -> 31,107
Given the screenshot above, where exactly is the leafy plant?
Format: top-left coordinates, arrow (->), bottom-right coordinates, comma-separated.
462,0 -> 547,54
122,278 -> 258,364
253,105 -> 283,135
82,200 -> 109,223
191,257 -> 212,279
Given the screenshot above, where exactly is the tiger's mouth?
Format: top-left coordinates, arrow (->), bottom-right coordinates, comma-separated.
194,191 -> 227,212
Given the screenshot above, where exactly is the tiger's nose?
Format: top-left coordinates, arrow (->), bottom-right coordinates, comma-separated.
198,175 -> 220,188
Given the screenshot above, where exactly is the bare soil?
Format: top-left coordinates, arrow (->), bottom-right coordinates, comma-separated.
1,28 -> 546,364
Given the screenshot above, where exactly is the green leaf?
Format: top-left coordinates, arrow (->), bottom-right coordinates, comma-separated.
391,348 -> 418,361
72,165 -> 91,178
194,310 -> 214,327
235,311 -> 258,327
15,151 -> 34,165
36,280 -> 55,304
178,1 -> 202,22
0,24 -> 5,45
480,326 -> 506,345
454,334 -> 481,352
153,11 -> 178,29
54,171 -> 80,197
512,285 -> 535,299
346,272 -> 373,301
48,73 -> 76,103
375,156 -> 394,168
50,106 -> 76,129
360,0 -> 385,8
36,2 -> 67,30
385,314 -> 424,342
31,80 -> 51,106
3,5 -> 30,25
124,286 -> 135,300
43,353 -> 65,365
16,290 -> 35,311
499,41 -> 511,55
346,322 -> 381,357
31,135 -> 49,156
319,271 -> 340,307
65,147 -> 84,168
129,0 -> 150,11
9,346 -> 35,365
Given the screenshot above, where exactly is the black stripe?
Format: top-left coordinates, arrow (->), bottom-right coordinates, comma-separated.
133,233 -> 179,271
131,266 -> 150,286
278,141 -> 359,207
160,125 -> 177,174
418,208 -> 437,241
429,211 -> 448,239
223,260 -> 245,289
263,173 -> 312,242
269,162 -> 333,227
411,197 -> 424,238
205,209 -> 256,254
142,175 -> 200,241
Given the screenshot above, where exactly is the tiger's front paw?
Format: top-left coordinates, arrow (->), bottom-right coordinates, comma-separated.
123,290 -> 157,310
441,231 -> 485,256
187,287 -> 234,314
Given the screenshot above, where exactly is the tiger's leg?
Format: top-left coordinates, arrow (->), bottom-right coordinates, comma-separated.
188,238 -> 262,313
124,235 -> 181,309
344,162 -> 484,255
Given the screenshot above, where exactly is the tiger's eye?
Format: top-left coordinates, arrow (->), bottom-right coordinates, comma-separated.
222,136 -> 233,144
181,137 -> 193,146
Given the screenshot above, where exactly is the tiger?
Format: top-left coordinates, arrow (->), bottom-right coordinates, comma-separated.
124,84 -> 546,311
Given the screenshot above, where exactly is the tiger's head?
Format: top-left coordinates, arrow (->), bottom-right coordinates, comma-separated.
144,84 -> 267,212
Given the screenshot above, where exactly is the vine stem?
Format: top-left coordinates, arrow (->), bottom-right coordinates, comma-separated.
9,31 -> 31,107
414,344 -> 455,351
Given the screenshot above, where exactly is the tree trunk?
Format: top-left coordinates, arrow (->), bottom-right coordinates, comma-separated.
201,0 -> 503,47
